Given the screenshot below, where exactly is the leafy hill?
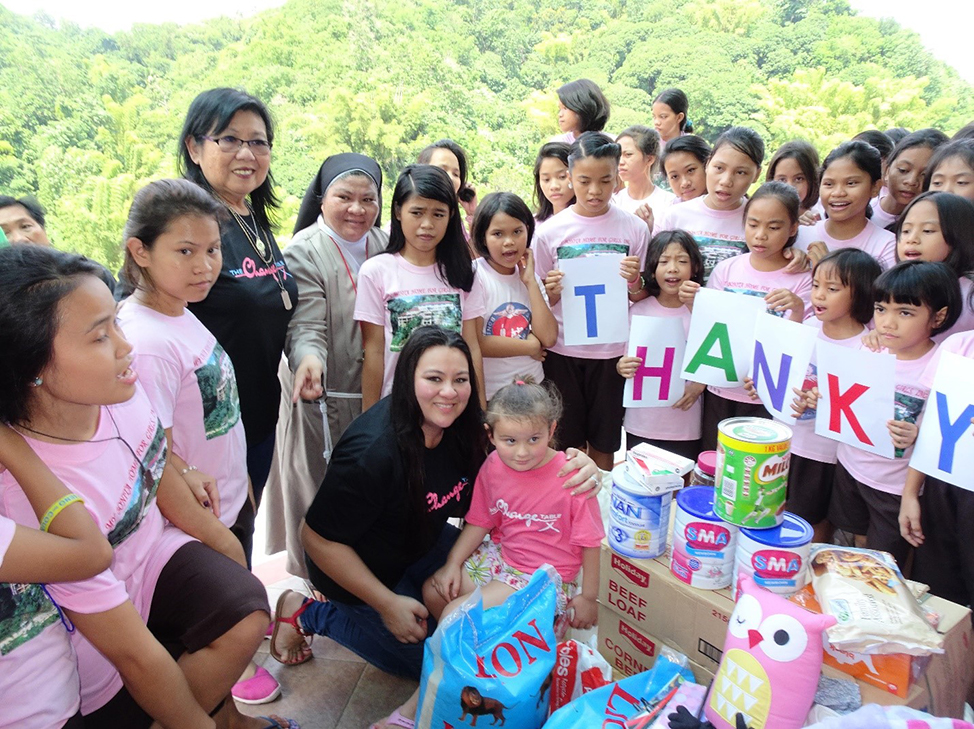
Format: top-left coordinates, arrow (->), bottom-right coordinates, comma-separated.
1,0 -> 971,268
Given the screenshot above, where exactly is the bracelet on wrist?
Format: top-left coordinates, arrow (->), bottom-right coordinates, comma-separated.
627,275 -> 645,294
40,494 -> 83,532
180,466 -> 198,476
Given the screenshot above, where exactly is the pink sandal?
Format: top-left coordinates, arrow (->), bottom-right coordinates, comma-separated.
270,589 -> 315,665
370,708 -> 415,729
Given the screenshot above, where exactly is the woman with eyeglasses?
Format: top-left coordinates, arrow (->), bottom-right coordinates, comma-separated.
0,245 -> 294,729
178,87 -> 298,568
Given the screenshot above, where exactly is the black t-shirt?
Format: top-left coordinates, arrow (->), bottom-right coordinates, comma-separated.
303,397 -> 472,605
188,215 -> 297,446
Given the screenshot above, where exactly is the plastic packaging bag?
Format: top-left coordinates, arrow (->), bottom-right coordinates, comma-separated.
547,638 -> 612,715
416,566 -> 558,729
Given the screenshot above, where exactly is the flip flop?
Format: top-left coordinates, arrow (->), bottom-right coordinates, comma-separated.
258,716 -> 300,729
270,589 -> 314,666
369,708 -> 415,729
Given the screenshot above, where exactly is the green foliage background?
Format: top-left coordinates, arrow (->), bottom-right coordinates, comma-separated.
2,0 -> 972,269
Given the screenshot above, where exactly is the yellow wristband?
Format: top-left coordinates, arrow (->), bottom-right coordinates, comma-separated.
40,494 -> 83,533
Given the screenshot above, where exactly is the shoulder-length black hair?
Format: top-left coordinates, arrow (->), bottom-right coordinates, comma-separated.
471,192 -> 535,261
0,245 -> 106,424
874,261 -> 961,336
177,87 -> 279,229
744,181 -> 802,248
533,142 -> 574,222
766,140 -> 821,212
642,230 -> 704,298
813,248 -> 883,326
887,128 -> 949,168
391,325 -> 487,542
894,191 -> 974,276
387,165 -> 474,292
557,79 -> 610,134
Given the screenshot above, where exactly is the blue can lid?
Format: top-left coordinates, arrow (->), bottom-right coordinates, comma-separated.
740,512 -> 813,546
676,486 -> 717,519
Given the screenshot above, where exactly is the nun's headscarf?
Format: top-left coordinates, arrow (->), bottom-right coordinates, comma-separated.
292,153 -> 383,236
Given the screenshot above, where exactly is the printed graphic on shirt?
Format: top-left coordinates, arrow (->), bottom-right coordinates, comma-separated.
107,419 -> 168,547
0,582 -> 58,656
388,293 -> 462,352
228,256 -> 290,282
485,302 -> 532,339
796,364 -> 818,422
893,390 -> 927,459
557,243 -> 629,259
725,288 -> 786,318
489,498 -> 563,532
695,236 -> 748,280
194,342 -> 241,440
425,478 -> 469,513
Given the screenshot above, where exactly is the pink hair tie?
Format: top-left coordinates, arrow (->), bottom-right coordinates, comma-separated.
515,380 -> 525,385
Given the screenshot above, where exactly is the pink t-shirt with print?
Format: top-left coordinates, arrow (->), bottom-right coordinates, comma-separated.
705,253 -> 813,403
837,344 -> 938,495
354,253 -> 486,397
119,300 -> 247,528
622,297 -> 702,442
464,451 -> 605,582
794,219 -> 896,269
534,205 -> 650,359
656,196 -> 748,282
0,386 -> 193,713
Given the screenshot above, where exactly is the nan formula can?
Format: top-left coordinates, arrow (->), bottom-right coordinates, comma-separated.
608,465 -> 672,560
671,486 -> 739,590
714,418 -> 792,529
734,512 -> 813,597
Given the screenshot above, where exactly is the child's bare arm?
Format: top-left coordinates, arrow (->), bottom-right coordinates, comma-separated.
899,467 -> 925,547
568,547 -> 600,629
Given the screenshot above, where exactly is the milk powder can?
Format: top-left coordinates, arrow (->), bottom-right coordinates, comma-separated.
714,418 -> 792,529
734,511 -> 813,597
670,486 -> 738,590
608,465 -> 672,560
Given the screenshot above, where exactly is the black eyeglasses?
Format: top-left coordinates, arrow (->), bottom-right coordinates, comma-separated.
203,135 -> 272,156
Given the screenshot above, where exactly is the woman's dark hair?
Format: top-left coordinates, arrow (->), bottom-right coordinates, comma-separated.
0,246 -> 106,424
766,140 -> 821,211
653,88 -> 692,134
617,125 -> 662,177
532,142 -> 575,221
660,135 -> 712,171
642,230 -> 704,298
557,79 -> 610,134
853,130 -> 894,163
884,127 -> 911,145
387,165 -> 474,291
813,248 -> 883,325
710,126 -> 765,169
471,192 -> 535,261
122,179 -> 226,294
952,122 -> 974,141
178,87 -> 279,229
874,261 -> 961,335
390,325 -> 487,545
567,131 -> 621,171
923,139 -> 974,191
887,128 -> 949,168
0,195 -> 46,227
894,191 -> 974,276
418,139 -> 476,204
744,181 -> 801,248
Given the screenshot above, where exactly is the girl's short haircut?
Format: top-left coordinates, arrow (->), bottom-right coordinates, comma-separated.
567,131 -> 621,171
822,140 -> 883,183
710,126 -> 765,169
887,128 -> 949,167
874,260 -> 961,335
418,139 -> 476,203
122,179 -> 226,294
471,192 -> 535,261
884,127 -> 911,145
744,181 -> 801,248
533,142 -> 575,222
642,230 -> 704,297
617,125 -> 662,177
660,135 -> 712,171
853,130 -> 894,162
653,88 -> 693,134
952,122 -> 974,141
0,245 -> 106,424
766,140 -> 821,211
387,164 -> 474,292
485,375 -> 563,434
557,79 -> 611,134
813,248 -> 883,325
923,139 -> 974,190
894,191 -> 974,276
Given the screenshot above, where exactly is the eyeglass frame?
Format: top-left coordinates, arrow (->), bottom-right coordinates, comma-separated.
202,135 -> 273,156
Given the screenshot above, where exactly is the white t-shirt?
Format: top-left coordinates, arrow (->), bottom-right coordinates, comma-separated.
473,258 -> 545,400
837,345 -> 938,495
534,205 -> 650,359
706,253 -> 813,403
781,319 -> 866,464
613,185 -> 676,222
354,253 -> 486,397
0,515 -> 84,728
657,196 -> 747,283
794,219 -> 896,269
119,300 -> 248,528
0,386 -> 194,713
622,297 -> 702,441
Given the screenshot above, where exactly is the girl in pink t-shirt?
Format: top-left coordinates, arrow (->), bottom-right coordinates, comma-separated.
355,165 -> 485,409
659,135 -> 711,203
554,79 -> 610,144
925,138 -> 974,202
533,142 -> 575,222
681,182 -> 812,452
871,129 -> 948,230
767,140 -> 822,219
617,230 -> 705,460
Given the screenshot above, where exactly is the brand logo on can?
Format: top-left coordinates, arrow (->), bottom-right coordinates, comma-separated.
752,549 -> 803,579
755,454 -> 790,485
684,522 -> 731,551
611,493 -> 642,518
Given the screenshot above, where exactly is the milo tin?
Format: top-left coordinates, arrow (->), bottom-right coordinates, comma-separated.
714,417 -> 792,529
